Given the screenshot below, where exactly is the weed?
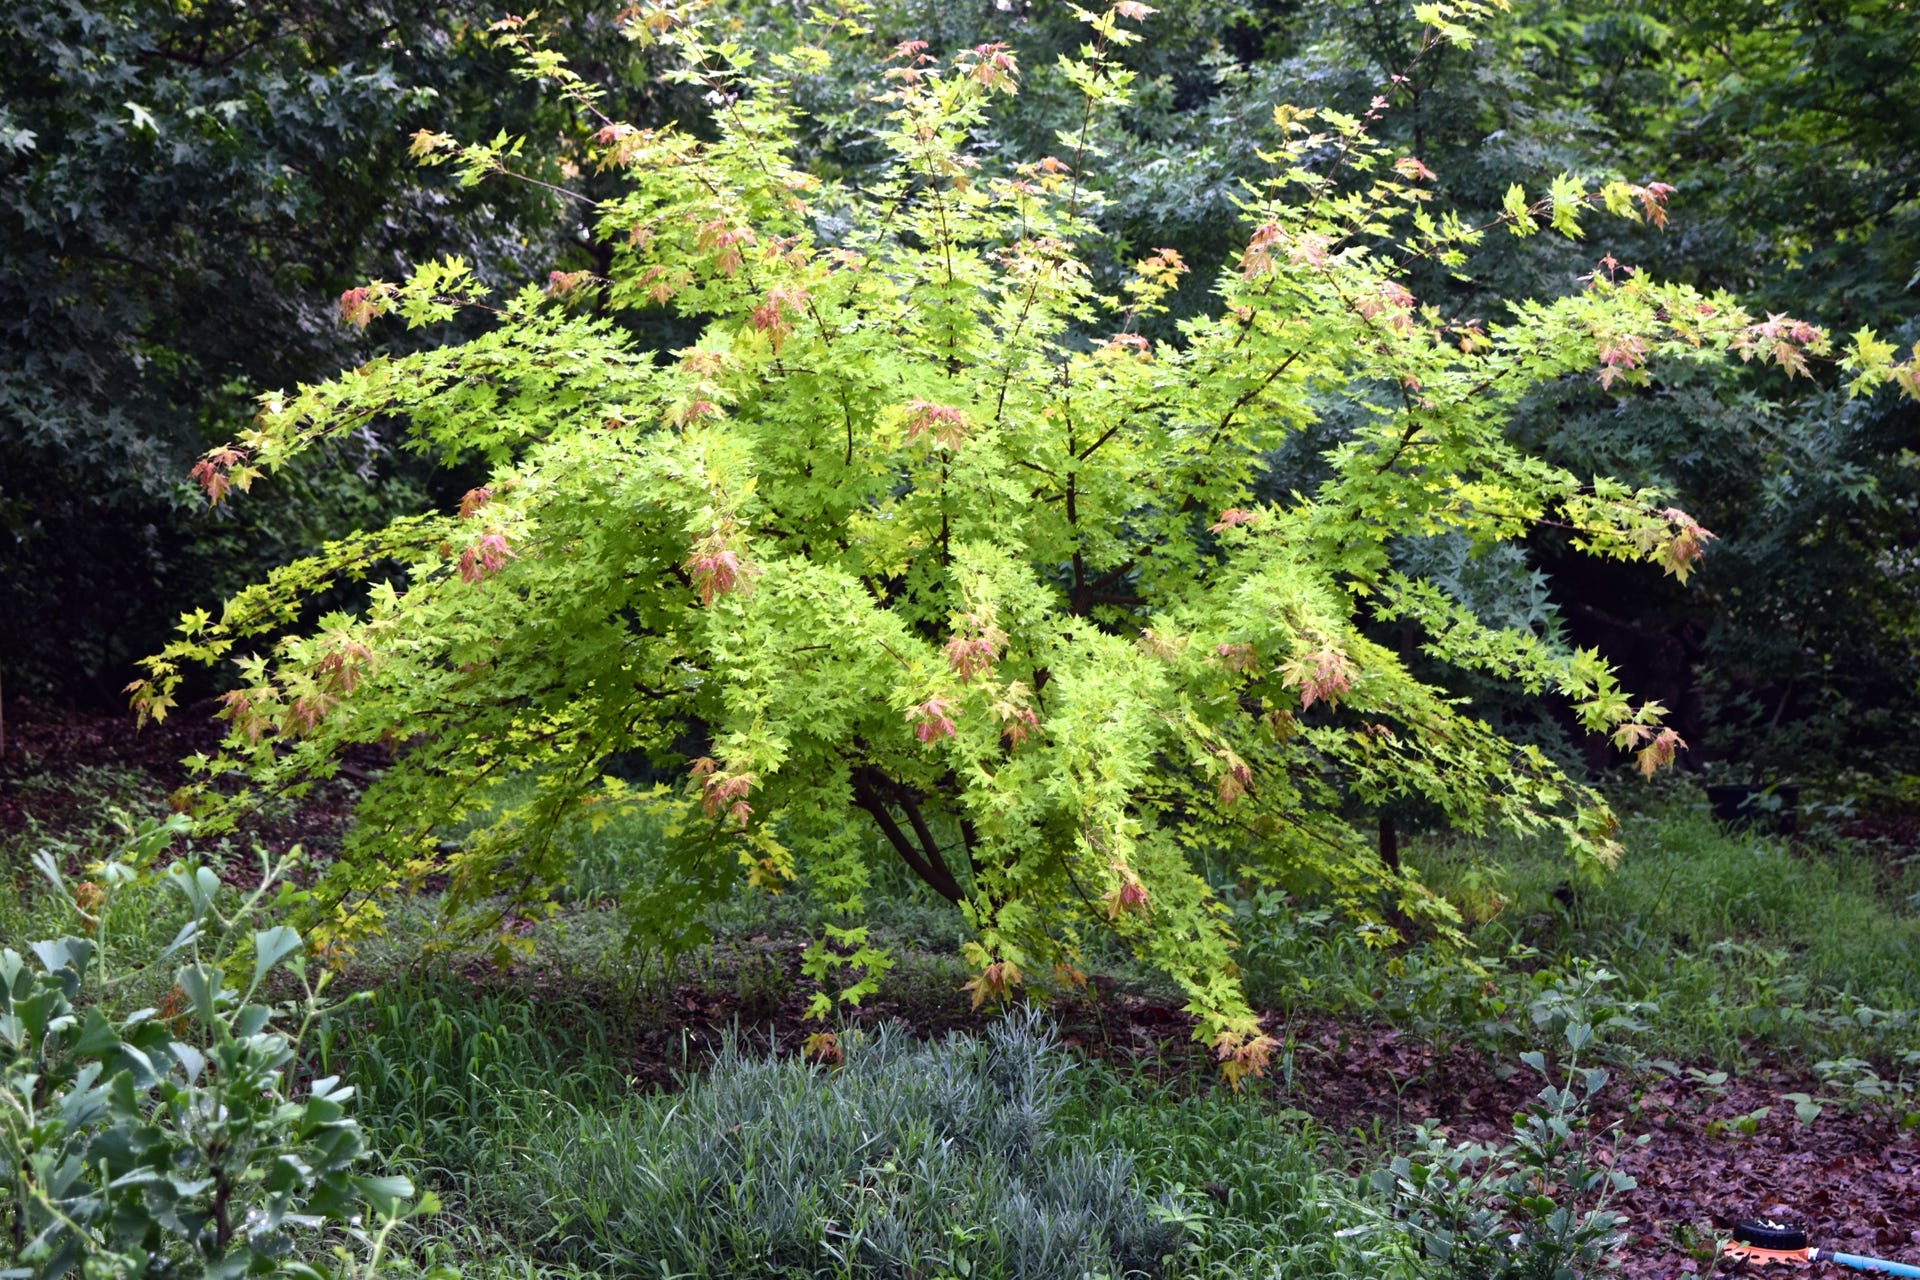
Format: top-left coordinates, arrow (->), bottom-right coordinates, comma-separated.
1372,973 -> 1643,1280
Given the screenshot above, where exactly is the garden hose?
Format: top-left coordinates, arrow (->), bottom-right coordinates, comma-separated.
1722,1220 -> 1920,1279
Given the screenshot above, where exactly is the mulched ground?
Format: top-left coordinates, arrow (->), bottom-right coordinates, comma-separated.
1,696 -> 369,868
5,697 -> 1916,1279
1270,1013 -> 1920,1279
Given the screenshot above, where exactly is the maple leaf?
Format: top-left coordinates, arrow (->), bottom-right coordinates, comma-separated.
748,285 -> 809,352
1209,508 -> 1258,533
458,532 -> 515,583
684,531 -> 759,605
285,692 -> 336,735
1393,156 -> 1437,181
696,769 -> 755,823
458,486 -> 493,519
1215,642 -> 1260,674
1216,754 -> 1254,806
962,959 -> 1023,1010
945,635 -> 995,682
801,1031 -> 843,1065
904,399 -> 969,450
1137,630 -> 1185,661
1104,874 -> 1151,919
908,697 -> 958,743
1735,312 -> 1825,378
1212,1029 -> 1278,1091
695,220 -> 756,275
991,692 -> 1040,749
1282,646 -> 1354,709
218,688 -> 269,742
960,42 -> 1019,93
1596,333 -> 1649,388
1285,231 -> 1333,268
407,129 -> 456,160
1355,280 -> 1416,330
1134,247 -> 1188,283
189,459 -> 230,504
338,283 -> 394,328
1655,507 -> 1716,582
1635,727 -> 1685,778
188,445 -> 250,505
1634,181 -> 1677,229
1240,222 -> 1283,278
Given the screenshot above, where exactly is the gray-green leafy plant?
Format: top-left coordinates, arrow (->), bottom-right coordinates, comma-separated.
1373,971 -> 1643,1280
484,1012 -> 1177,1279
1,817 -> 427,1279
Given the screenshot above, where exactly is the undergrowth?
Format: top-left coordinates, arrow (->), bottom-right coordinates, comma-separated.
1222,805 -> 1920,1072
7,779 -> 1920,1278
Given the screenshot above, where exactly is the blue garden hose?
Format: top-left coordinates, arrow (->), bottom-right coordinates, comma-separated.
1819,1252 -> 1920,1279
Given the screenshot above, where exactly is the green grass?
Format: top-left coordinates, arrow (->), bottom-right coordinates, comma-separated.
1065,1070 -> 1416,1279
1419,806 -> 1920,1066
1209,803 -> 1920,1071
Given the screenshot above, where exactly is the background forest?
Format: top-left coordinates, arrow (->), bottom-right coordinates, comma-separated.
7,0 -> 1918,779
3,0 -> 1920,1277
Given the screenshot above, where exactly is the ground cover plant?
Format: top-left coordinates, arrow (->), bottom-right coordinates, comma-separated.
5,718 -> 1920,1278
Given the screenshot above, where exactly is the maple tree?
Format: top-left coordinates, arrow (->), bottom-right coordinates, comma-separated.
128,0 -> 1919,1078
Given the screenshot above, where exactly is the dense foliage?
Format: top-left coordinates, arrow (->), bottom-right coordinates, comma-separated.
776,0 -> 1920,778
0,0 -> 620,698
2,822 -> 420,1279
126,2 -> 1917,1071
7,0 -> 1916,788
496,1014 -> 1177,1276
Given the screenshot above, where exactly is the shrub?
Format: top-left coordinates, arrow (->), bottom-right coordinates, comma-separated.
128,1 -> 1920,1074
1,821 -> 425,1279
480,1013 -> 1177,1279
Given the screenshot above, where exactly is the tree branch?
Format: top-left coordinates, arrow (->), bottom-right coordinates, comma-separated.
849,767 -> 964,902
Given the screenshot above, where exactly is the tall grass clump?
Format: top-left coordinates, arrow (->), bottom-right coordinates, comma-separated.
1415,807 -> 1920,1066
1069,1069 -> 1420,1280
470,1012 -> 1177,1279
314,977 -> 628,1173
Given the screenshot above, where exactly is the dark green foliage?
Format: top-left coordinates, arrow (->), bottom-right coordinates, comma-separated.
0,0 -> 597,698
1291,0 -> 1920,777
